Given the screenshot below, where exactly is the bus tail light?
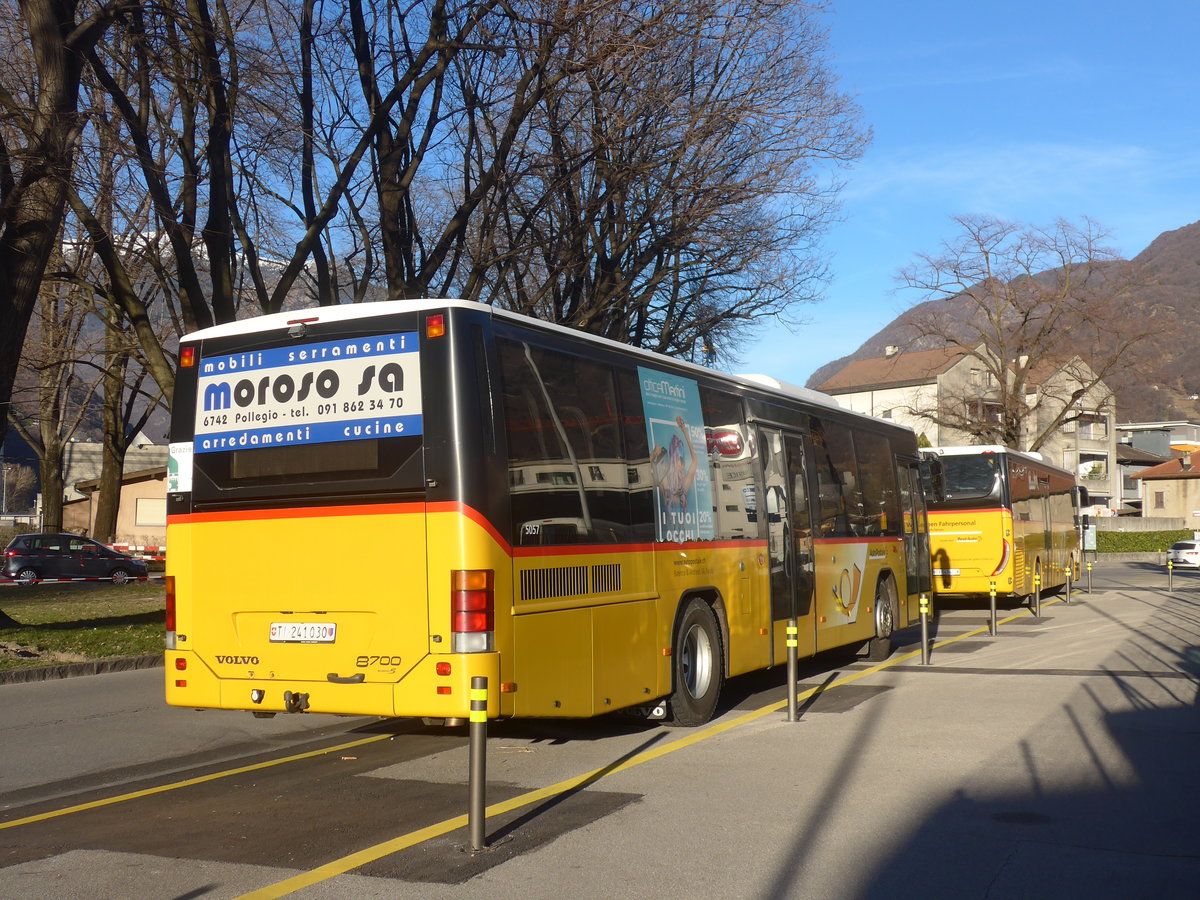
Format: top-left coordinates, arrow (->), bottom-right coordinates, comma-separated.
165,575 -> 177,649
991,540 -> 1011,577
451,569 -> 494,653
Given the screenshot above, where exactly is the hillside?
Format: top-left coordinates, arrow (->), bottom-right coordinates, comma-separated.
806,220 -> 1200,423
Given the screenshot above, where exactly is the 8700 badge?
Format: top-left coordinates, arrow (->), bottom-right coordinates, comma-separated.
356,655 -> 402,667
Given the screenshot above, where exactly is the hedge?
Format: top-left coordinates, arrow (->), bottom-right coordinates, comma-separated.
1095,529 -> 1193,553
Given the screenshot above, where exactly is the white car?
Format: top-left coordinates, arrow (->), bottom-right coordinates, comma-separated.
1167,541 -> 1200,568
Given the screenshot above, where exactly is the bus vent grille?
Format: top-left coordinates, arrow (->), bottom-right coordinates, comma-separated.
521,566 -> 589,601
591,563 -> 621,593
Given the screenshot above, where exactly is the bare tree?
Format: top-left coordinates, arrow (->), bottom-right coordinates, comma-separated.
454,0 -> 866,361
7,242 -> 106,532
897,215 -> 1154,451
1,461 -> 36,511
0,0 -> 131,458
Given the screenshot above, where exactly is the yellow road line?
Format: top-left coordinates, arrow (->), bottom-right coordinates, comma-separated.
236,601 -> 1059,899
0,733 -> 392,830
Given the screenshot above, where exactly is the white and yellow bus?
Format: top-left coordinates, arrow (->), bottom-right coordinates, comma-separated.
927,445 -> 1083,601
165,300 -> 933,725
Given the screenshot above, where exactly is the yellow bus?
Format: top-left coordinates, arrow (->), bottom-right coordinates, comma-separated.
927,445 -> 1083,601
165,300 -> 933,726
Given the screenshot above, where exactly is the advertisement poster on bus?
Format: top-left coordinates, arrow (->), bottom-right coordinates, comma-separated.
637,366 -> 715,542
193,332 -> 422,453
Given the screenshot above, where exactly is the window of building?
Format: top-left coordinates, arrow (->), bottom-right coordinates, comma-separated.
1079,452 -> 1109,481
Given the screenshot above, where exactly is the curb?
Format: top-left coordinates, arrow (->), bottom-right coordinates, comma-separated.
0,653 -> 163,685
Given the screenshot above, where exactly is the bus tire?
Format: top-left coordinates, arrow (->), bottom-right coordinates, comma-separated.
668,598 -> 724,727
866,578 -> 895,662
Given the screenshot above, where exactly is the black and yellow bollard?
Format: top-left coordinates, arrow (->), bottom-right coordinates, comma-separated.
989,580 -> 998,636
1168,558 -> 1174,594
786,619 -> 799,722
469,676 -> 488,851
1087,560 -> 1093,594
1033,573 -> 1042,618
1064,564 -> 1072,605
919,594 -> 932,665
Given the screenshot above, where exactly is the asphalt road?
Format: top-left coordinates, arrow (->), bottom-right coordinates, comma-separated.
1,561 -> 1198,900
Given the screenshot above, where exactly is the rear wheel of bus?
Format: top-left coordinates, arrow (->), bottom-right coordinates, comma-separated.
668,598 -> 724,726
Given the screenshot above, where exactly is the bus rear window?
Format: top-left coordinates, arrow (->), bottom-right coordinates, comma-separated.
229,440 -> 380,480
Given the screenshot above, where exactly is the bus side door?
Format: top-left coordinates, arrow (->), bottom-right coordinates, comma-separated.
759,427 -> 816,663
899,457 -> 932,599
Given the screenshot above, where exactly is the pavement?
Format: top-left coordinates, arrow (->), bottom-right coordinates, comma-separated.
1,561 -> 1198,899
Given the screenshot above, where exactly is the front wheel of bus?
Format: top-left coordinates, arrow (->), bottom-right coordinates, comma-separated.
668,599 -> 723,727
866,579 -> 895,662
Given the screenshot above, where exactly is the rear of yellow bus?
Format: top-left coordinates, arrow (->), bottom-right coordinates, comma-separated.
165,303 -> 506,721
927,448 -> 1018,598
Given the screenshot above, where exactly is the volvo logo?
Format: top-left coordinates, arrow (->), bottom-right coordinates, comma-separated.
215,655 -> 260,665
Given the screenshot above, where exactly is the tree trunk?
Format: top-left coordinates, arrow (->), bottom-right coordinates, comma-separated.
92,323 -> 128,543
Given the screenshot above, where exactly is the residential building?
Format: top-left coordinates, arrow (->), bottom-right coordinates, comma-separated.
1115,443 -> 1172,514
1134,451 -> 1200,521
62,466 -> 167,545
1116,421 -> 1200,457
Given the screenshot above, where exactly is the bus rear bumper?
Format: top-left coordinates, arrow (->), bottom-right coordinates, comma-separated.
165,650 -> 502,718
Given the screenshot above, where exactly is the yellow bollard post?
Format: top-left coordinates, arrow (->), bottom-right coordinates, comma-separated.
786,620 -> 799,721
919,594 -> 932,665
989,580 -> 998,636
469,676 -> 488,851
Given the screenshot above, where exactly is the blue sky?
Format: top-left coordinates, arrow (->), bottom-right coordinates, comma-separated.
737,1 -> 1200,387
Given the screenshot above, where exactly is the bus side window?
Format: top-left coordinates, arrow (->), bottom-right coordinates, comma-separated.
810,418 -> 849,536
854,430 -> 901,536
699,385 -> 754,541
616,368 -> 655,541
498,339 -> 631,546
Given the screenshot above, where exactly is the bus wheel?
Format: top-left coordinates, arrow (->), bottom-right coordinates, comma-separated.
668,599 -> 724,727
866,579 -> 894,662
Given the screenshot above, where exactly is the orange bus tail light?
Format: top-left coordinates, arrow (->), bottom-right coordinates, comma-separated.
451,569 -> 494,653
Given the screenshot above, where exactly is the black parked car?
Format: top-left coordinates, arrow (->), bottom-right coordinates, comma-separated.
3,533 -> 149,585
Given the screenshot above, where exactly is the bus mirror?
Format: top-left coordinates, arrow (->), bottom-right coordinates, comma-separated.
1072,485 -> 1090,510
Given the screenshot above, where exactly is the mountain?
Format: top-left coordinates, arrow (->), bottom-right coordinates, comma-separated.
806,221 -> 1200,424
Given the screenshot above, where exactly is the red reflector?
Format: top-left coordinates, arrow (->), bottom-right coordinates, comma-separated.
175,680 -> 187,687
175,658 -> 187,671
180,346 -> 196,368
437,686 -> 452,695
436,662 -> 452,676
426,314 -> 446,338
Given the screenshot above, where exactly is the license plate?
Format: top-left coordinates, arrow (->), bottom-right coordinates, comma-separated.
270,622 -> 337,643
